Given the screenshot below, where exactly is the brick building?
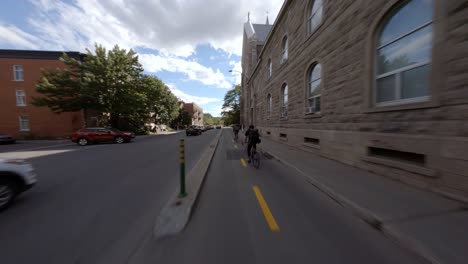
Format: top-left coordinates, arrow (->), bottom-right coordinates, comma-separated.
183,102 -> 204,126
241,0 -> 468,200
0,50 -> 86,139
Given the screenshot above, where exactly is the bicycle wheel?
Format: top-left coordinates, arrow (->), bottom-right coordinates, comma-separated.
252,151 -> 260,169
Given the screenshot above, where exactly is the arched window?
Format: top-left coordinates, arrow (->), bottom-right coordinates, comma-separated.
308,0 -> 323,33
281,36 -> 288,63
267,94 -> 272,116
307,63 -> 322,113
375,0 -> 433,105
281,83 -> 288,117
267,58 -> 272,79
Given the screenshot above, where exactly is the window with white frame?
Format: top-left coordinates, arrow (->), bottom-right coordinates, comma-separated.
267,94 -> 272,116
13,65 -> 24,81
307,63 -> 322,113
267,59 -> 272,79
281,84 -> 288,117
308,0 -> 323,33
375,0 -> 433,105
19,116 -> 30,131
16,90 -> 26,106
281,36 -> 288,63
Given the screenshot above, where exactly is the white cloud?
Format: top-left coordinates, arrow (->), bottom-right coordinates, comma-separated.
167,84 -> 221,105
0,23 -> 44,49
205,104 -> 224,116
139,53 -> 232,89
15,0 -> 284,56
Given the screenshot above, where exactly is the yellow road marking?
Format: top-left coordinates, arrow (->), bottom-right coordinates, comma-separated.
252,186 -> 280,232
241,158 -> 247,167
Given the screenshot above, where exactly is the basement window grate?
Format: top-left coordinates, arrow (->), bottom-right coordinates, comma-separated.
266,131 -> 271,135
368,147 -> 426,166
279,133 -> 287,138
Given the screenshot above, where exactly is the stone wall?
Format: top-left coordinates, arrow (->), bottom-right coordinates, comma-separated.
243,0 -> 468,201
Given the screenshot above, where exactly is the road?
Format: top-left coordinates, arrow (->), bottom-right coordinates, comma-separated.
0,130 -> 219,264
131,129 -> 423,264
1,128 -> 423,264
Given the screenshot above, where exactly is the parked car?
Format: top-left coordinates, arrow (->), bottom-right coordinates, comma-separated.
0,158 -> 37,211
0,134 -> 16,144
71,127 -> 135,146
216,125 -> 222,129
186,125 -> 202,136
199,125 -> 207,132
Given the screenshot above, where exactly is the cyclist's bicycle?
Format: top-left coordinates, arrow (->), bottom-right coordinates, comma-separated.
251,146 -> 260,169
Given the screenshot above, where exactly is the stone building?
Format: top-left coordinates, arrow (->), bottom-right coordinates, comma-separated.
240,0 -> 468,201
183,102 -> 204,126
0,50 -> 86,139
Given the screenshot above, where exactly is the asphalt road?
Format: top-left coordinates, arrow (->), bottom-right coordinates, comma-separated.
131,129 -> 423,264
0,129 -> 219,264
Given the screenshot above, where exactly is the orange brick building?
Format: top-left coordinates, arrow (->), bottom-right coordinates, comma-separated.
0,50 -> 86,139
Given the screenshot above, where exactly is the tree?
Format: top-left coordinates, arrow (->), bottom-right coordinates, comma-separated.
171,108 -> 191,129
142,75 -> 179,127
204,113 -> 222,125
33,44 -> 145,128
221,84 -> 241,125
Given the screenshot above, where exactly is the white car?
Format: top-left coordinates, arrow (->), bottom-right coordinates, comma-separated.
0,158 -> 37,211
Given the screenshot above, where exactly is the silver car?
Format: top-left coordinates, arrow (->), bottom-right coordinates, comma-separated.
0,158 -> 37,211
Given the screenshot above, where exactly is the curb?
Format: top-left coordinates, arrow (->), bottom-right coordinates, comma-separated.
261,145 -> 438,264
153,129 -> 222,239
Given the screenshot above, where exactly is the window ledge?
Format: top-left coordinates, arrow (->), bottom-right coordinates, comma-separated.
304,112 -> 322,118
365,100 -> 438,113
305,21 -> 324,43
13,80 -> 24,82
361,155 -> 438,178
302,142 -> 320,150
279,137 -> 288,141
279,117 -> 289,121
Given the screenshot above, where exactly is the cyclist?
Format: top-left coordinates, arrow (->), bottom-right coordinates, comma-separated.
233,124 -> 240,141
244,124 -> 261,163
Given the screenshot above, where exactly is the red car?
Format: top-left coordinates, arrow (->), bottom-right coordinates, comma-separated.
71,127 -> 135,146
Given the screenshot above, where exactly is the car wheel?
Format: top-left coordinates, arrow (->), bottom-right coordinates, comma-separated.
186,133 -> 190,136
0,179 -> 18,211
77,137 -> 88,146
114,136 -> 124,144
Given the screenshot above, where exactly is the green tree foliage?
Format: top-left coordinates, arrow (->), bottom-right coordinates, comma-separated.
204,113 -> 222,125
221,84 -> 241,126
32,43 -> 180,132
171,108 -> 192,129
142,76 -> 179,126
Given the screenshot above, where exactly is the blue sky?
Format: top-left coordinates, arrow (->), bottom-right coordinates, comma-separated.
0,0 -> 283,116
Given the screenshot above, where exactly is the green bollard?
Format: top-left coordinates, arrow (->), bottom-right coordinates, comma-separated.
179,139 -> 187,197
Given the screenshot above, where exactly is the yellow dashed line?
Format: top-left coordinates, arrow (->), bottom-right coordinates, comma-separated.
253,186 -> 280,232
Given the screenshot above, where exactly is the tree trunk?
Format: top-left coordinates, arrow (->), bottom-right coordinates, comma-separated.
110,113 -> 120,128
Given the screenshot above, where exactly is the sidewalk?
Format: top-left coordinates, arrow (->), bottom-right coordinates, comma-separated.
260,137 -> 468,264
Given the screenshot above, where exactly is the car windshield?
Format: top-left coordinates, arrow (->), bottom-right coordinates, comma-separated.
108,128 -> 120,132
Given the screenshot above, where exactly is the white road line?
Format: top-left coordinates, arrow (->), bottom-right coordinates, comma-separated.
11,143 -> 75,152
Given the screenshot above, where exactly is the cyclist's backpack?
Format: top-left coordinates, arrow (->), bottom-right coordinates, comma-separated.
251,129 -> 261,143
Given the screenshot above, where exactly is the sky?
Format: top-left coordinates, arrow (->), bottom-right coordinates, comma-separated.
0,0 -> 284,116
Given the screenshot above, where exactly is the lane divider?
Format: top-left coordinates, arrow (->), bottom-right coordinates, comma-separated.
241,158 -> 247,167
253,185 -> 280,232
